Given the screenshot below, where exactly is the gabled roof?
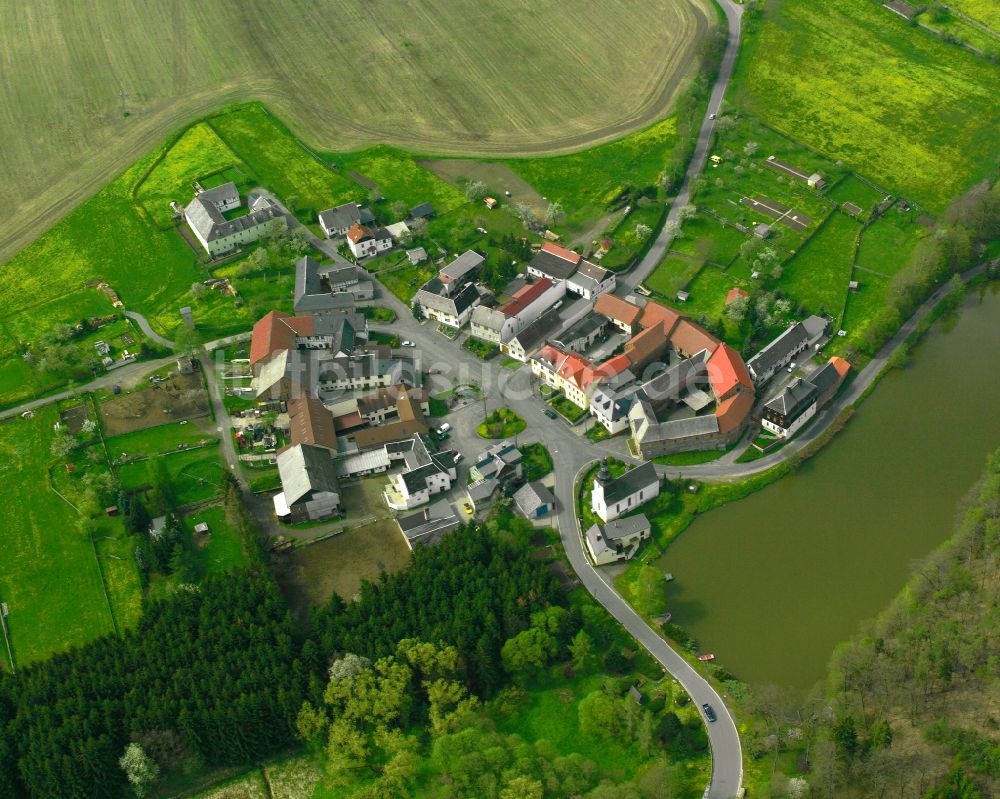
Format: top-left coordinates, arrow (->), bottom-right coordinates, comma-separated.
198,182 -> 238,206
668,318 -> 719,357
715,391 -> 754,434
706,344 -> 753,401
623,323 -> 671,370
346,224 -> 372,244
513,481 -> 556,517
747,322 -> 810,377
410,202 -> 435,218
638,300 -> 682,334
603,514 -> 652,541
471,305 -> 507,332
414,279 -> 481,317
528,243 -> 582,280
277,443 -> 340,506
576,260 -> 611,283
396,499 -> 459,546
185,192 -> 282,243
509,308 -> 561,351
250,310 -> 313,366
499,278 -> 556,318
556,351 -> 592,390
287,396 -> 338,451
594,294 -> 642,327
764,377 -> 819,421
318,202 -> 361,231
726,287 -> 749,305
598,461 -> 658,506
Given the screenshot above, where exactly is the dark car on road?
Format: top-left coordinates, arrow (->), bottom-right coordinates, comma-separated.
544,409 -> 558,420
702,703 -> 717,722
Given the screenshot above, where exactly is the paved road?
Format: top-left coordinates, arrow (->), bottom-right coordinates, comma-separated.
620,0 -> 745,296
125,311 -> 176,349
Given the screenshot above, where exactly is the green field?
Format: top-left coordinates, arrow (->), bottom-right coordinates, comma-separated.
946,0 -> 1000,31
0,408 -> 125,667
645,254 -> 705,299
734,0 -> 1000,210
334,145 -> 467,214
503,116 -> 679,230
136,123 -> 251,227
778,212 -> 861,319
669,214 -> 749,265
210,105 -> 362,219
106,422 -> 217,460
840,274 -> 891,351
118,446 -> 226,506
826,174 -> 888,216
918,6 -> 1000,58
673,265 -> 744,322
856,207 -> 930,277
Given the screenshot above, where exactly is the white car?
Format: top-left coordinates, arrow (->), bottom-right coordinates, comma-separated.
709,113 -> 716,120
452,451 -> 464,463
438,422 -> 452,434
401,340 -> 415,347
787,362 -> 797,373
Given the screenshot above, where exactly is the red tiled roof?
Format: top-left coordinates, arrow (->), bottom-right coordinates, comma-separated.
624,323 -> 670,369
707,344 -> 753,401
638,300 -> 681,334
250,310 -> 296,366
332,410 -> 366,432
715,391 -> 754,434
540,241 -> 582,264
499,278 -> 554,317
556,351 -> 592,389
346,224 -> 371,244
668,318 -> 719,358
828,356 -> 851,378
594,293 -> 641,326
581,353 -> 632,391
725,287 -> 749,305
536,344 -> 563,367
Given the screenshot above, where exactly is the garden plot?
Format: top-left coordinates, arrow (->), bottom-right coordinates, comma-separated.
100,371 -> 209,436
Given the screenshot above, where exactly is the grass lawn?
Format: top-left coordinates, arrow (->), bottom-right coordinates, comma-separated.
477,407 -> 526,439
838,274 -> 891,351
672,265 -> 745,323
826,174 -> 888,217
135,123 -> 250,227
946,0 -> 1000,30
0,407 -> 120,668
918,7 -> 1000,58
669,214 -> 749,265
645,254 -> 704,299
373,258 -> 437,304
521,442 -> 554,481
209,104 -> 363,221
550,395 -> 588,423
654,449 -> 727,466
181,505 -> 248,577
778,212 -> 861,319
361,305 -> 396,323
462,337 -> 499,360
246,466 -> 282,493
733,0 -> 1000,211
105,422 -> 217,460
118,446 -> 226,507
856,206 -> 931,278
502,116 -> 679,231
334,145 -> 467,213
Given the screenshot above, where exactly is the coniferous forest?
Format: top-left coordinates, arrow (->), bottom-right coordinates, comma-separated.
0,525 -> 560,799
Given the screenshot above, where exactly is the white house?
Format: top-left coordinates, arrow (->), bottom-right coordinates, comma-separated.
412,278 -> 481,329
469,278 -> 565,346
383,435 -> 458,510
527,242 -> 581,282
318,202 -> 367,238
567,260 -> 616,300
585,514 -> 652,565
346,224 -> 393,258
184,186 -> 283,257
761,377 -> 819,438
591,460 -> 659,523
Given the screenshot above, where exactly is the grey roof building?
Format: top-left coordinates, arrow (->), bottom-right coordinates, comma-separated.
470,440 -> 523,483
746,315 -> 828,385
409,202 -> 435,219
513,481 -> 556,519
406,247 -> 428,265
185,190 -> 283,256
274,443 -> 342,522
439,250 -> 485,284
396,499 -> 461,549
585,513 -> 652,565
413,278 -> 481,325
528,248 -> 580,280
294,256 -> 375,313
318,202 -> 367,237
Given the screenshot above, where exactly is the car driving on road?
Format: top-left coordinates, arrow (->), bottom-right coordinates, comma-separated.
702,703 -> 717,723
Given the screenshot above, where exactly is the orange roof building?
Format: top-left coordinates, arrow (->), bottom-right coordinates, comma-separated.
725,287 -> 749,305
668,319 -> 720,358
715,391 -> 755,435
706,344 -> 754,402
286,396 -> 338,451
250,310 -> 315,367
637,300 -> 681,335
594,293 -> 642,332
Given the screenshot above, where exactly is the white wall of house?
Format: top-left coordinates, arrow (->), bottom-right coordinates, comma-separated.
591,479 -> 659,523
349,238 -> 376,258
762,400 -> 816,438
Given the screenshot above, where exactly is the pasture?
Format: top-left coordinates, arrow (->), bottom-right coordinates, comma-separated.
333,146 -> 466,214
0,407 -> 130,668
1,0 -> 715,265
777,213 -> 862,320
118,446 -> 226,507
856,207 -> 930,278
946,0 -> 1000,31
733,0 -> 1000,211
645,254 -> 705,299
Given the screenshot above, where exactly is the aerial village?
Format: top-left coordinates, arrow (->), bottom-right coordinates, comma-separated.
180,169 -> 851,563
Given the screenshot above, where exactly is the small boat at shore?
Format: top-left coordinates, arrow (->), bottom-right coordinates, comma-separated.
697,653 -> 715,662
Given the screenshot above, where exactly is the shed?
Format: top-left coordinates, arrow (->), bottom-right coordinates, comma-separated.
676,291 -> 689,302
409,202 -> 435,219
193,522 -> 210,534
484,197 -> 498,209
629,684 -> 645,705
105,506 -> 119,516
848,280 -> 859,291
406,247 -> 428,265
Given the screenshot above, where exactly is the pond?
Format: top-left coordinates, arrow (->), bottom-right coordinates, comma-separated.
657,284 -> 1000,691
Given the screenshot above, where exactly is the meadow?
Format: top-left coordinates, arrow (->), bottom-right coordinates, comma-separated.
0,407 -> 123,668
946,0 -> 1000,30
777,212 -> 861,320
332,146 -> 467,214
1,0 -> 715,265
733,0 -> 1000,211
856,206 -> 930,277
118,446 -> 226,507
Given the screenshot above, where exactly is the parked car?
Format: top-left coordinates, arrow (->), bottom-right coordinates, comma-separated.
423,368 -> 440,375
401,340 -> 415,347
544,409 -> 558,420
438,422 -> 452,434
787,362 -> 797,373
702,704 -> 717,723
452,451 -> 464,463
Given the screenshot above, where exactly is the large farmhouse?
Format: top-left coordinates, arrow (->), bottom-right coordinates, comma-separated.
184,183 -> 284,256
